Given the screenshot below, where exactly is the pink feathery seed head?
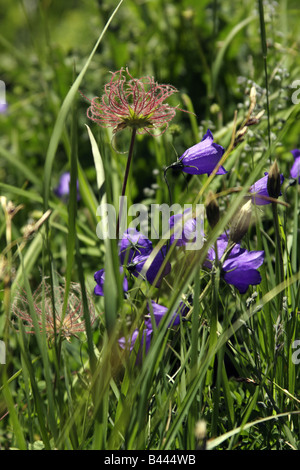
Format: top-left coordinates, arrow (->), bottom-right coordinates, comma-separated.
82,67 -> 180,136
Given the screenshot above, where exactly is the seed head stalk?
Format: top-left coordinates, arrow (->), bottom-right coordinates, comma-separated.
116,128 -> 137,239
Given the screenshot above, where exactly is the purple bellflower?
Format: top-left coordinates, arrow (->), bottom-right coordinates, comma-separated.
118,327 -> 152,364
249,171 -> 284,205
126,244 -> 171,287
145,299 -> 189,330
118,227 -> 153,264
54,172 -> 80,201
166,129 -> 226,176
290,149 -> 300,183
119,298 -> 190,363
168,208 -> 204,247
94,228 -> 171,297
204,233 -> 265,294
94,267 -> 128,297
119,228 -> 171,287
169,210 -> 197,246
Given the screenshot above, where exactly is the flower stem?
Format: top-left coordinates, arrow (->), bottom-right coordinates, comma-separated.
116,128 -> 137,238
272,202 -> 284,310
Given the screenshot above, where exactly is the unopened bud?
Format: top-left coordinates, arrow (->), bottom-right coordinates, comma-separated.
205,190 -> 219,228
229,200 -> 252,243
267,160 -> 281,199
195,419 -> 207,441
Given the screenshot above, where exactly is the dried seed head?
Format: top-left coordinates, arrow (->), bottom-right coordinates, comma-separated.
12,278 -> 96,343
82,67 -> 181,136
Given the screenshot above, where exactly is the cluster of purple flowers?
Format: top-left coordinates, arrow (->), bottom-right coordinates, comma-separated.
94,227 -> 171,298
91,126 -> 299,360
93,226 -> 191,361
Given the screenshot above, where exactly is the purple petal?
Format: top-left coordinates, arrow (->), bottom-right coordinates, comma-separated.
223,268 -> 262,294
94,267 -> 128,296
223,249 -> 265,272
0,102 -> 8,114
169,209 -> 198,246
118,328 -> 152,363
249,171 -> 284,205
291,149 -> 300,161
290,155 -> 300,183
204,233 -> 264,293
119,228 -> 152,264
54,172 -> 80,201
145,299 -> 189,330
180,129 -> 226,176
132,246 -> 171,287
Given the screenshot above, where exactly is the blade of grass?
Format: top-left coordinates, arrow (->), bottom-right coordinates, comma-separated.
206,411 -> 300,450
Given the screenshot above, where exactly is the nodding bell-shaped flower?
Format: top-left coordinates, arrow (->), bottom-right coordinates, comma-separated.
249,169 -> 284,205
290,149 -> 300,184
166,129 -> 227,176
204,233 -> 264,294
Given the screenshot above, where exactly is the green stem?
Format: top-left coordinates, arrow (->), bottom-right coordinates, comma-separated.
116,128 -> 137,238
272,202 -> 284,311
258,0 -> 271,151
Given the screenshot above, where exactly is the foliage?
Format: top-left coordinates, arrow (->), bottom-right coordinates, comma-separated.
0,0 -> 300,450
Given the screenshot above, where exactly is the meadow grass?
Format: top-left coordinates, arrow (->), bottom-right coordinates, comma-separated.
0,0 -> 300,451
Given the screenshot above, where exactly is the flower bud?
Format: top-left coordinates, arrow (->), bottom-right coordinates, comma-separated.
205,190 -> 219,228
229,200 -> 252,243
267,160 -> 281,199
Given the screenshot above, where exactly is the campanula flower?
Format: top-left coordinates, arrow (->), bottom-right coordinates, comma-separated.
290,149 -> 300,183
119,228 -> 171,287
127,245 -> 171,287
249,171 -> 284,205
145,299 -> 190,330
118,227 -> 152,265
169,210 -> 197,246
204,233 -> 264,294
119,298 -> 190,363
168,208 -> 204,248
118,327 -> 152,364
94,267 -> 128,297
167,129 -> 226,176
83,67 -> 179,135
